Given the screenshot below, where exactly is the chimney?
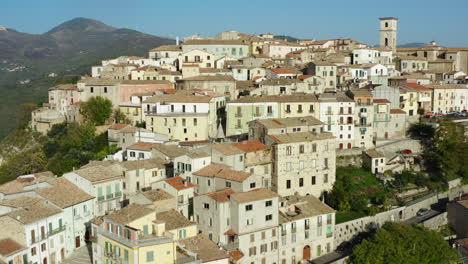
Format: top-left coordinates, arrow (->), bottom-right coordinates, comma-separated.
176,36 -> 180,46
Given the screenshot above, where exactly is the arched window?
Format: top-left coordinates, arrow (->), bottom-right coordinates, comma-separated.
385,38 -> 389,47
385,22 -> 388,28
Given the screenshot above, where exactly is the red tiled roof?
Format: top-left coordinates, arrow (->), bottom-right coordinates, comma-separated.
298,75 -> 314,80
0,238 -> 26,256
390,109 -> 406,114
270,68 -> 293,74
194,165 -> 251,182
224,229 -> 237,235
229,250 -> 244,261
110,123 -> 128,130
401,82 -> 431,91
165,176 -> 195,191
208,188 -> 235,202
127,142 -> 159,151
231,140 -> 268,153
373,99 -> 391,103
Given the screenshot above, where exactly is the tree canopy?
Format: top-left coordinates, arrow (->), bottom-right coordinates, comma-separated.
80,96 -> 113,125
351,222 -> 458,264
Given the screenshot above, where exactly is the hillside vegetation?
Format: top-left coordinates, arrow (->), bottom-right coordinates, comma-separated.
0,17 -> 174,138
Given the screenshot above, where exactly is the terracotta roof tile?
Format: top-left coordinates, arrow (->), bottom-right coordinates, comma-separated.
0,239 -> 26,257
194,165 -> 251,182
229,249 -> 244,261
373,99 -> 391,103
179,234 -> 229,262
390,109 -> 406,114
127,142 -> 159,151
156,209 -> 195,230
165,176 -> 195,191
229,188 -> 278,203
207,188 -> 235,202
231,140 -> 268,153
35,178 -> 94,208
401,82 -> 431,91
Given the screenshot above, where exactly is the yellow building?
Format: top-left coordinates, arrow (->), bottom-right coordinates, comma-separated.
92,204 -> 178,264
398,86 -> 419,116
143,91 -> 226,142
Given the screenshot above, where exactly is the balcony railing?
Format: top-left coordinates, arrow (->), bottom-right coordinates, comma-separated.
106,194 -> 114,200
235,113 -> 242,118
98,196 -> 105,201
115,191 -> 122,198
326,232 -> 333,238
48,226 -> 66,236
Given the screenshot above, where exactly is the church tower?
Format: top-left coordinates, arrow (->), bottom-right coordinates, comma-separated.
379,17 -> 398,52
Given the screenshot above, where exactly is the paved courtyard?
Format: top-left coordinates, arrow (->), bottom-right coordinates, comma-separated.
63,245 -> 93,264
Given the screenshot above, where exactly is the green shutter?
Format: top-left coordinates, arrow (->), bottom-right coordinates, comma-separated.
146,251 -> 154,262
143,225 -> 149,235
106,185 -> 111,195
124,250 -> 129,261
115,183 -> 120,195
59,219 -> 62,229
98,187 -> 103,199
22,254 -> 27,264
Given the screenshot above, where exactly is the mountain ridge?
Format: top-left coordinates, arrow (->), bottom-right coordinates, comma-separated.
0,17 -> 175,138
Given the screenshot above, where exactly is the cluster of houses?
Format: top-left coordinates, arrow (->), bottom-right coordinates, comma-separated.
2,17 -> 468,264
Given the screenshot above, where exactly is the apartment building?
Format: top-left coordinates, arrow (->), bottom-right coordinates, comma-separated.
143,90 -> 226,142
182,39 -> 250,60
194,188 -> 280,264
306,62 -> 337,89
226,95 -> 320,138
318,93 -> 355,149
64,164 -> 123,217
91,204 -> 177,264
346,89 -> 374,149
152,176 -> 195,220
279,195 -> 335,262
0,198 -> 67,264
268,132 -> 336,198
427,84 -> 468,113
248,116 -> 324,144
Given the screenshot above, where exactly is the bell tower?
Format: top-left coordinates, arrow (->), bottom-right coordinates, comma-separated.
379,17 -> 398,52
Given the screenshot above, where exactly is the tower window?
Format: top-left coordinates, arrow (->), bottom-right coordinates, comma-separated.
385,22 -> 388,28
385,38 -> 389,47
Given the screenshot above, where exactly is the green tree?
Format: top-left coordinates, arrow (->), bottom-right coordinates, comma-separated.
0,147 -> 47,183
81,97 -> 113,125
16,104 -> 38,128
407,122 -> 435,143
351,222 -> 458,264
112,109 -> 131,124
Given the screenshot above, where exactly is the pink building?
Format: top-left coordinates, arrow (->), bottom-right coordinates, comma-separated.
119,80 -> 174,103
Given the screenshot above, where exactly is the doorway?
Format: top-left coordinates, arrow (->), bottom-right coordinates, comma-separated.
303,245 -> 311,260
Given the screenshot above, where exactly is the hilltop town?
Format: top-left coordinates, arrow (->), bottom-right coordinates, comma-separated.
1,17 -> 468,264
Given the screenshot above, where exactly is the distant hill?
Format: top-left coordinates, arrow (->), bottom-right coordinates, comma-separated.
398,42 -> 427,48
275,35 -> 300,42
0,18 -> 174,138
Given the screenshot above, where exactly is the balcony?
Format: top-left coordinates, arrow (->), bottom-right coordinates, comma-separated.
326,111 -> 333,115
48,225 -> 66,236
235,113 -> 242,118
359,112 -> 367,117
115,191 -> 122,198
98,196 -> 105,202
326,232 -> 333,238
106,194 -> 114,200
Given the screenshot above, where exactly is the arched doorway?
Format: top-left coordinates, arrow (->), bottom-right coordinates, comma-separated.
303,245 -> 311,260
43,258 -> 47,264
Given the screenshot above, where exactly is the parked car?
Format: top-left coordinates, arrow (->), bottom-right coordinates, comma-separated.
417,208 -> 430,216
401,149 -> 413,154
424,111 -> 435,118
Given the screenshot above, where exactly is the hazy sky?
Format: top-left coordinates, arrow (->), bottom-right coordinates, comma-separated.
2,0 -> 468,46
